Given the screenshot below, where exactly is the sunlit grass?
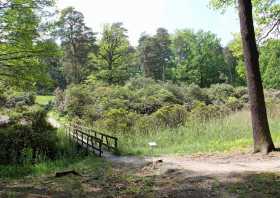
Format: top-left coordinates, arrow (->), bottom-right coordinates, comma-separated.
35,95 -> 54,106
118,110 -> 280,156
0,156 -> 105,179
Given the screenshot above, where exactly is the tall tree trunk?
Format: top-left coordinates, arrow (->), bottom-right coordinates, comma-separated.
238,0 -> 275,153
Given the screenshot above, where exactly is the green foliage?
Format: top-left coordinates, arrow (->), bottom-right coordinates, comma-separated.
260,39 -> 280,89
228,36 -> 280,88
56,7 -> 97,85
191,103 -> 230,121
226,96 -> 244,111
185,84 -> 209,104
153,105 -> 188,128
64,84 -> 92,117
0,90 -> 36,109
36,41 -> 65,94
227,34 -> 247,83
0,108 -> 58,164
0,0 -> 58,89
234,86 -> 248,98
119,110 -> 253,156
90,23 -> 132,84
171,29 -> 227,87
102,108 -> 139,134
207,83 -> 235,102
60,77 -> 249,135
209,0 -> 235,12
115,103 -> 280,156
138,28 -> 172,81
252,0 -> 280,41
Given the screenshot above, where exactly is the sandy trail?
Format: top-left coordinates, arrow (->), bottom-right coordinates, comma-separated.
47,117 -> 61,128
158,154 -> 280,174
104,152 -> 280,176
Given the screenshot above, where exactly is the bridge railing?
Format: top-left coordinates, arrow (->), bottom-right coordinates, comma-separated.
65,123 -> 118,156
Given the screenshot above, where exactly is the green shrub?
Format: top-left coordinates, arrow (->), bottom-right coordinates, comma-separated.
226,97 -> 244,111
208,84 -> 235,103
0,108 -> 58,165
126,77 -> 156,90
153,105 -> 188,127
190,103 -> 230,121
0,87 -> 6,107
83,105 -> 103,122
59,78 -> 251,135
234,87 -> 248,98
5,92 -> 35,108
65,85 -> 93,117
101,108 -> 139,134
185,84 -> 209,104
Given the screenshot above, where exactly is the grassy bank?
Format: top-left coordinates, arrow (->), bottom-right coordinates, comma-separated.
117,110 -> 280,156
0,155 -> 103,179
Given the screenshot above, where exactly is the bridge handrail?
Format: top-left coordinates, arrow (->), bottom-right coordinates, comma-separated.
65,123 -> 118,156
72,124 -> 118,141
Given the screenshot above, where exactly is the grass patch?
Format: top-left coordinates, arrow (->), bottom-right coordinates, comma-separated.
0,155 -> 102,179
117,110 -> 280,156
35,95 -> 54,106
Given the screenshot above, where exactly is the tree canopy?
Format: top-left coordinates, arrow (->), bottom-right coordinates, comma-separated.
56,6 -> 97,85
0,0 -> 58,89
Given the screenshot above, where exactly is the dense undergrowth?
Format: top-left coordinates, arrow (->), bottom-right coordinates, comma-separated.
0,89 -> 89,178
56,77 -> 248,133
53,77 -> 280,155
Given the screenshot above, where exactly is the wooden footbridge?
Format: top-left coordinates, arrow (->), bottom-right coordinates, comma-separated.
65,124 -> 118,157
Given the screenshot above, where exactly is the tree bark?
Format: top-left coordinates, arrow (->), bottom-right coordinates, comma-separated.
238,0 -> 275,153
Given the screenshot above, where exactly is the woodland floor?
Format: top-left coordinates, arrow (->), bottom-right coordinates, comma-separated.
1,151 -> 280,197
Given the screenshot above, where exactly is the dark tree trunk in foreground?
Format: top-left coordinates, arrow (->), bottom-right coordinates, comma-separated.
238,0 -> 275,153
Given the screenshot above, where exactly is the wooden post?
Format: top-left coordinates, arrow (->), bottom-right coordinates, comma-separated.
86,135 -> 89,153
91,137 -> 94,153
105,136 -> 109,150
81,132 -> 84,147
99,141 -> 102,157
114,139 -> 118,152
75,129 -> 78,143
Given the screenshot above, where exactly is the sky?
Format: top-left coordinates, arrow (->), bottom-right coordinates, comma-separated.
56,0 -> 240,46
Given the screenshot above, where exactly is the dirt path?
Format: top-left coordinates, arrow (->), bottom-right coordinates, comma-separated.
156,152 -> 280,175
47,117 -> 61,128
105,151 -> 280,175
101,152 -> 280,197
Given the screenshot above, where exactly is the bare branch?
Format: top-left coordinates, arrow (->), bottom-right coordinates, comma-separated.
257,19 -> 280,43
